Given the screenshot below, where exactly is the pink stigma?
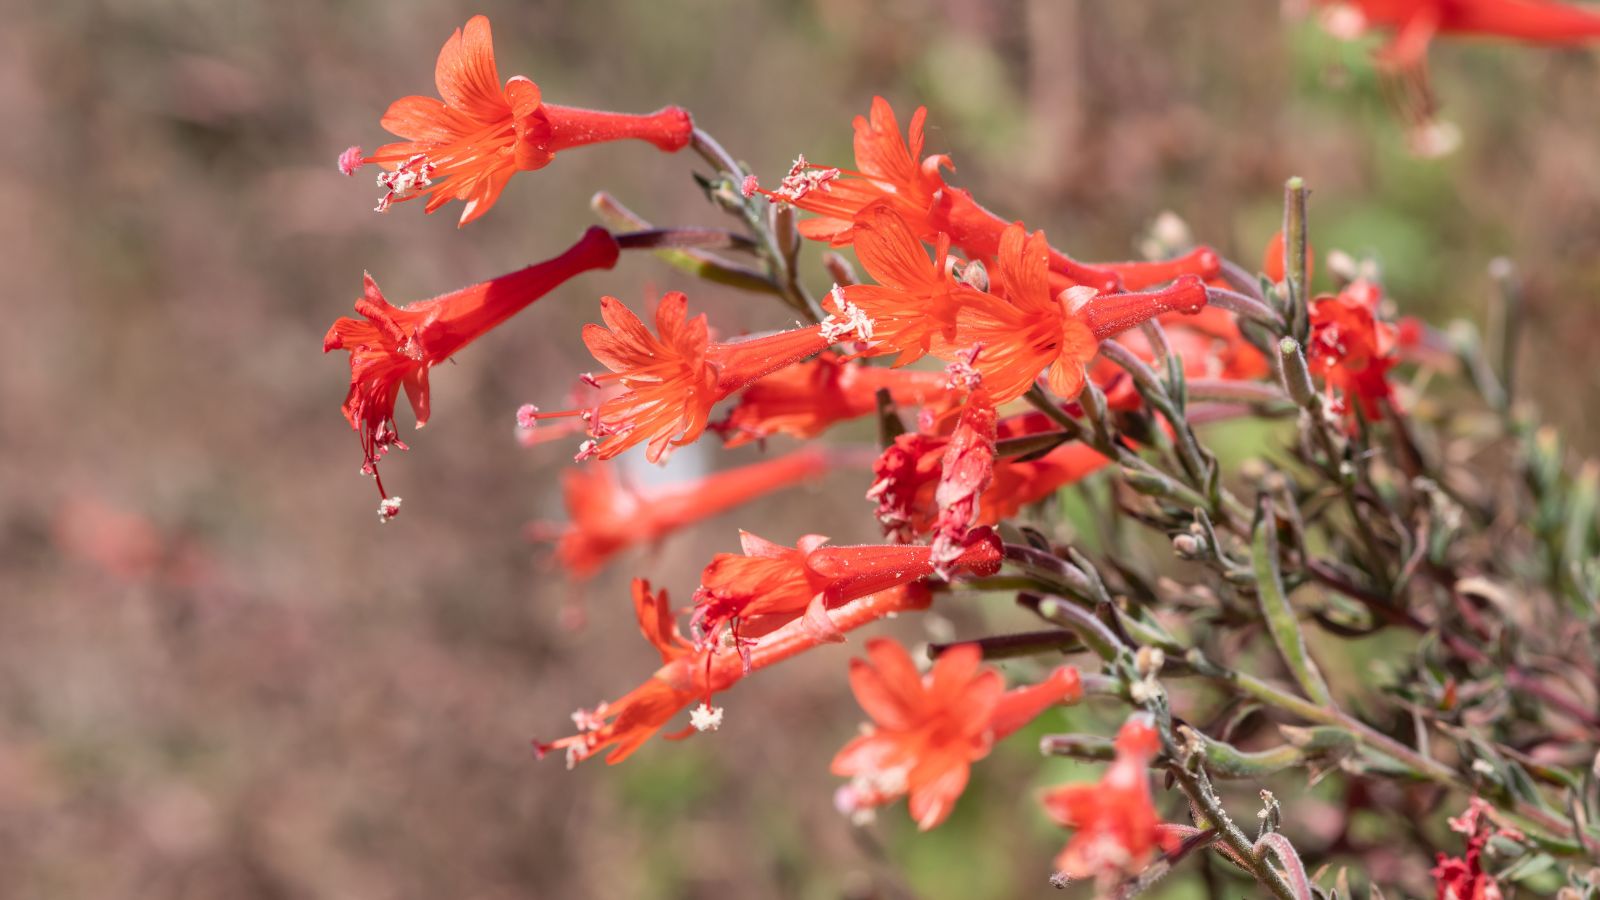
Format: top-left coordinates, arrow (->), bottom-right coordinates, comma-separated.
338,145 -> 365,176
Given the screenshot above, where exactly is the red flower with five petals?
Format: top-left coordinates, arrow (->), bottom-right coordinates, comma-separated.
1043,715 -> 1177,883
323,226 -> 619,505
531,292 -> 866,462
351,15 -> 692,225
954,224 -> 1208,403
832,638 -> 1082,829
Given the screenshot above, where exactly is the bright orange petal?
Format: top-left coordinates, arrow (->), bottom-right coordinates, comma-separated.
434,15 -> 507,122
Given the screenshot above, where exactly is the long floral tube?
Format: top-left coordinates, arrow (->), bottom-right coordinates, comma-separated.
535,579 -> 935,767
324,225 -> 621,510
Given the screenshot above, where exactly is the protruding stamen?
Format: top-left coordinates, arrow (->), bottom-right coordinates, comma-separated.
689,703 -> 724,732
375,154 -> 438,213
822,290 -> 875,343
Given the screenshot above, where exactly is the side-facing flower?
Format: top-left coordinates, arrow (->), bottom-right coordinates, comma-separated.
1043,714 -> 1177,884
954,224 -> 1208,403
785,97 -> 1222,293
529,292 -> 869,462
323,226 -> 619,504
1306,279 -> 1399,421
534,447 -> 835,579
691,528 -> 1004,650
832,639 -> 1082,829
715,351 -> 950,448
536,578 -> 934,767
347,15 -> 692,224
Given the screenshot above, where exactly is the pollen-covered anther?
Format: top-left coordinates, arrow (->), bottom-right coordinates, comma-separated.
740,174 -> 760,198
575,439 -> 601,462
689,703 -> 724,732
571,703 -> 609,732
376,496 -> 403,523
822,293 -> 875,343
338,145 -> 365,176
771,154 -> 841,204
374,153 -> 438,213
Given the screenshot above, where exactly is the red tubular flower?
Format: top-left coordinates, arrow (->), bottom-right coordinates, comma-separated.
351,15 -> 692,225
785,97 -> 1221,294
715,352 -> 950,448
929,388 -> 996,577
691,528 -> 1003,649
323,226 -> 620,505
534,447 -> 835,579
831,639 -> 1082,830
536,578 -> 934,767
1043,715 -> 1177,883
954,224 -> 1208,403
1306,279 -> 1399,421
530,292 -> 866,462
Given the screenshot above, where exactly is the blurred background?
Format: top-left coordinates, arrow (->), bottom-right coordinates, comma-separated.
3,1 -> 1598,897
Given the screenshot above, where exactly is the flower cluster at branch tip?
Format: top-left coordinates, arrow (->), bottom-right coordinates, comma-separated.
324,19 -> 1516,894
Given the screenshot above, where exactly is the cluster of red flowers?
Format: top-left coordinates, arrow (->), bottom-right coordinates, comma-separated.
324,14 -> 1431,887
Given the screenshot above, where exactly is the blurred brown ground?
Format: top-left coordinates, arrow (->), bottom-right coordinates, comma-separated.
1,1 -> 1597,898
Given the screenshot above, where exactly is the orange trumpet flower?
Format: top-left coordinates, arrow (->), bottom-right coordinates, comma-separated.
1043,715 -> 1178,883
323,226 -> 619,511
528,292 -> 870,462
954,225 -> 1208,404
345,15 -> 692,225
536,578 -> 933,767
832,639 -> 1082,829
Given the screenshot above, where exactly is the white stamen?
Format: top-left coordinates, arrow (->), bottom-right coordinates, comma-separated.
689,703 -> 724,732
822,291 -> 875,343
376,497 -> 403,523
374,154 -> 437,213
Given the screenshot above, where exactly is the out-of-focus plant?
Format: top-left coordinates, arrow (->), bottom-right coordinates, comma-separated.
326,14 -> 1600,897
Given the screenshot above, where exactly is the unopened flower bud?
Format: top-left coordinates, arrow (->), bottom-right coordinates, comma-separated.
1171,533 -> 1205,559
